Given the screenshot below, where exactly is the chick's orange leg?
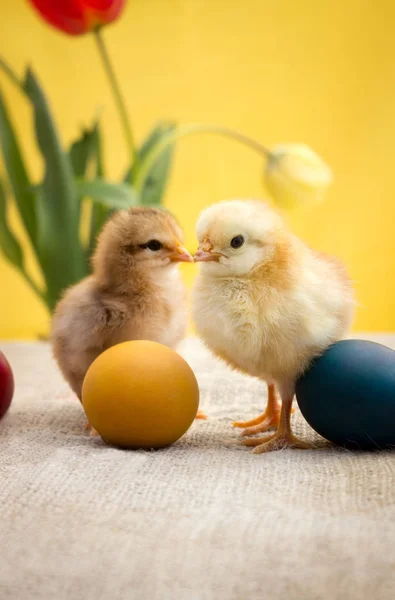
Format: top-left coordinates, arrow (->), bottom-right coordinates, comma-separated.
233,384 -> 281,434
243,388 -> 312,453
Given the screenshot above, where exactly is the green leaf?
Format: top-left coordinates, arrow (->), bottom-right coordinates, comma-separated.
0,57 -> 23,91
68,120 -> 111,263
23,67 -> 87,310
0,89 -> 37,246
86,122 -> 112,258
125,122 -> 176,205
0,179 -> 24,269
88,201 -> 109,254
76,179 -> 138,209
69,122 -> 99,179
0,179 -> 47,303
69,120 -> 107,263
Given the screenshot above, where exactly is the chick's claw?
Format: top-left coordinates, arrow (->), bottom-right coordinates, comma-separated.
233,412 -> 272,429
239,420 -> 278,436
234,411 -> 280,435
243,432 -> 312,453
233,383 -> 281,434
236,407 -> 299,435
233,404 -> 296,433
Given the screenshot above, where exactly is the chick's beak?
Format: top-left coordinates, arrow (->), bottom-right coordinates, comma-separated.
169,243 -> 193,263
194,242 -> 221,262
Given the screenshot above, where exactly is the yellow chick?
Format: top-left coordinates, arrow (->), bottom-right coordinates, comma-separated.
192,200 -> 354,452
52,207 -> 205,425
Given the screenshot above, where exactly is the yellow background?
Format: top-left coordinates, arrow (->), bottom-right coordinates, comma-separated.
1,0 -> 395,338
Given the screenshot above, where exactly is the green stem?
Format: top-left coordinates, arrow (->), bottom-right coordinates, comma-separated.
93,28 -> 138,180
134,124 -> 270,195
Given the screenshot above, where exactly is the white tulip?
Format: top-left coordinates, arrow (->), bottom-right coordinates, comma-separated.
264,143 -> 333,209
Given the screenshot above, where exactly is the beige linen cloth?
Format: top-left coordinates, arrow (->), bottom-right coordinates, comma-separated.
0,334 -> 394,600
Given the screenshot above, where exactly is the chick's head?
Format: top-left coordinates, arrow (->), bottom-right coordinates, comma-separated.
194,200 -> 287,276
93,207 -> 192,283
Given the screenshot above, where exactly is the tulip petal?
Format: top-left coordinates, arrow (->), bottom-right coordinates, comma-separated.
270,144 -> 333,187
28,0 -> 126,35
264,143 -> 333,209
29,0 -> 88,35
84,0 -> 126,24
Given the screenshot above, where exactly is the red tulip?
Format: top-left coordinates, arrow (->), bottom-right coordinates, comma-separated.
0,351 -> 14,420
28,0 -> 126,36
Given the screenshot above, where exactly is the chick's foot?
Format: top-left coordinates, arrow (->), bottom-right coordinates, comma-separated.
233,408 -> 280,436
233,383 -> 280,434
243,431 -> 312,453
195,411 -> 208,420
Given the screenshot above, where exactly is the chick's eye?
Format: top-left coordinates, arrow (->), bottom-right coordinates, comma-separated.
143,240 -> 162,251
139,240 -> 163,251
230,235 -> 245,249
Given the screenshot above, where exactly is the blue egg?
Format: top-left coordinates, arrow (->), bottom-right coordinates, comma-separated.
295,340 -> 395,450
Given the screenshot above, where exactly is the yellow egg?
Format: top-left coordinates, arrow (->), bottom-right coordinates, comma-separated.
82,341 -> 199,449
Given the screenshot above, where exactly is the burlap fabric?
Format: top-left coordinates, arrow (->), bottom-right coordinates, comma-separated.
0,335 -> 394,600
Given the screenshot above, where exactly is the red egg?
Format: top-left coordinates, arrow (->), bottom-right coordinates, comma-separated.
0,351 -> 14,420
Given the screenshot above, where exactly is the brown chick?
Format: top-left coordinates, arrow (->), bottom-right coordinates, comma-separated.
52,206 -> 205,427
192,199 -> 355,452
